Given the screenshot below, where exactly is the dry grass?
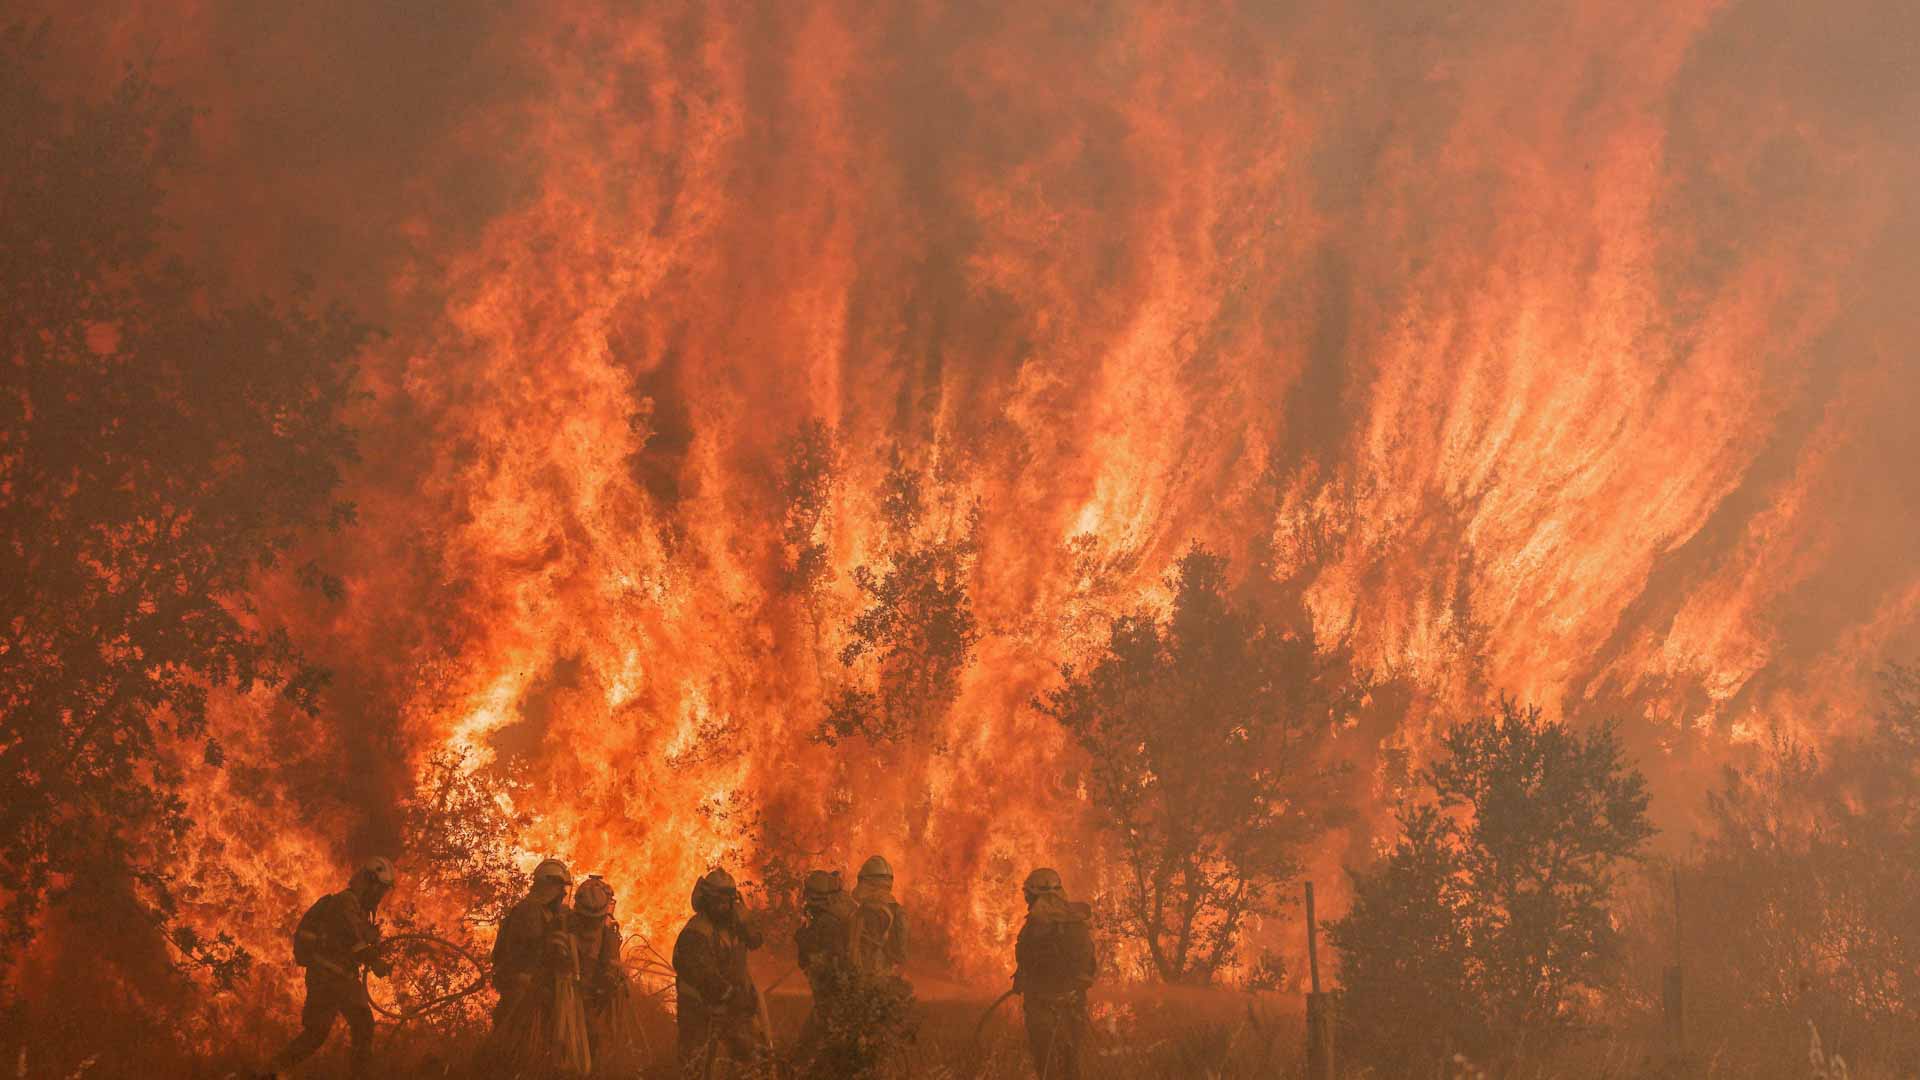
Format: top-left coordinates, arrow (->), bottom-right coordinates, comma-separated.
41,984 -> 1914,1078
189,985 -> 1300,1079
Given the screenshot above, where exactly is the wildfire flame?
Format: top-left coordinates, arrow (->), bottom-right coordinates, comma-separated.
21,0 -> 1920,1030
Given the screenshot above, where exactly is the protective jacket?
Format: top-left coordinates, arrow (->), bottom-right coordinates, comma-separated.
849,877 -> 908,976
796,892 -> 857,981
493,893 -> 568,992
1014,894 -> 1095,1000
293,890 -> 381,983
569,909 -> 624,1001
672,908 -> 762,1014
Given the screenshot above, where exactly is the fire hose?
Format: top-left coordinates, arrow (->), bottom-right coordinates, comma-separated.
972,986 -> 1018,1048
359,932 -> 493,1023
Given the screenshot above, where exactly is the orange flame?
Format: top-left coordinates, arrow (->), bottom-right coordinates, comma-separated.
22,0 -> 1920,1020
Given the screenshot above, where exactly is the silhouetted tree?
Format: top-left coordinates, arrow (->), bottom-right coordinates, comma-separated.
1676,665 -> 1920,1067
1330,699 -> 1654,1065
0,21 -> 365,982
777,420 -> 842,684
1038,546 -> 1351,984
777,419 -> 840,604
793,962 -> 918,1080
1321,803 -> 1477,1073
399,750 -> 532,929
383,750 -> 536,1034
817,451 -> 979,746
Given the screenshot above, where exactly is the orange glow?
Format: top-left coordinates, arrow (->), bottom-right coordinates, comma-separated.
20,0 -> 1919,1026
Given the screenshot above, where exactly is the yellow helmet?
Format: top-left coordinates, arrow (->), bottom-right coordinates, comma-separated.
354,856 -> 397,889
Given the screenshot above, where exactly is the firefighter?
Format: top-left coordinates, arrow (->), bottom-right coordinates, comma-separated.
792,869 -> 855,1062
569,875 -> 623,1017
487,858 -> 592,1075
571,875 -> 642,1076
493,858 -> 575,1024
849,855 -> 908,978
672,869 -> 765,1077
1012,868 -> 1096,1080
258,856 -> 395,1079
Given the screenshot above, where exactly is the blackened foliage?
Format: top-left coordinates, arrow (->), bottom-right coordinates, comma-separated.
695,784 -> 819,946
379,751 -> 534,1035
1330,699 -> 1654,1067
0,22 -> 367,978
816,451 -> 980,746
795,965 -> 918,1080
777,419 -> 840,602
1321,804 -> 1476,1073
399,750 -> 531,928
1038,545 -> 1352,984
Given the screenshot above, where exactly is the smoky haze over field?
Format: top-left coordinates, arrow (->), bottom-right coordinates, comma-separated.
4,0 -> 1920,1075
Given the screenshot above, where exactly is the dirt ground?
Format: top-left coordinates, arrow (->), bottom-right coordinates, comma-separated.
200,976 -> 1304,1078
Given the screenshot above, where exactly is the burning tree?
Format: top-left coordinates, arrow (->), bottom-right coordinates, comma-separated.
398,750 -> 533,928
376,750 -> 535,1034
777,419 -> 841,608
0,19 -> 365,995
1329,699 -> 1654,1068
1037,545 -> 1351,984
817,450 -> 981,747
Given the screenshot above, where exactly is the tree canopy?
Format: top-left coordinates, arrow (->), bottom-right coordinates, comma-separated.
1329,698 -> 1654,1069
817,450 -> 980,748
1038,545 -> 1352,984
1678,664 -> 1920,1061
0,20 -> 366,988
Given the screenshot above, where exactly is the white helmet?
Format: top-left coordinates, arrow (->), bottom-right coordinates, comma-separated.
354,856 -> 397,889
574,875 -> 614,916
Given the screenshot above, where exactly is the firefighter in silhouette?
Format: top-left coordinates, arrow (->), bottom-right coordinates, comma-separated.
571,875 -> 643,1075
569,875 -> 623,1015
849,855 -> 908,977
258,857 -> 395,1079
493,858 -> 574,1022
673,868 -> 765,1076
488,858 -> 592,1074
1013,868 -> 1096,1080
791,869 -> 855,1061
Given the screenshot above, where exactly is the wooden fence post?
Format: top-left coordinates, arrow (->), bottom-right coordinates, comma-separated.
1305,880 -> 1336,1080
1664,867 -> 1687,1066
